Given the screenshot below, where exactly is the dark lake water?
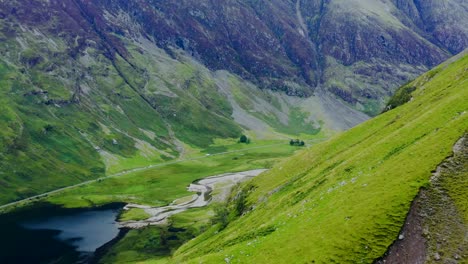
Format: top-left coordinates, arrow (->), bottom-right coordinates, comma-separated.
0,203 -> 124,264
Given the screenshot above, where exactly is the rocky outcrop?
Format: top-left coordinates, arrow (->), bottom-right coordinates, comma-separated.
94,0 -> 468,112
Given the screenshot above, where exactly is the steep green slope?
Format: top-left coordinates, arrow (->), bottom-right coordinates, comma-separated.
376,135 -> 467,263
160,53 -> 468,263
0,60 -> 107,203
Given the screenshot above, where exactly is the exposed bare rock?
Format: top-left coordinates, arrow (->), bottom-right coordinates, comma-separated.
376,136 -> 468,264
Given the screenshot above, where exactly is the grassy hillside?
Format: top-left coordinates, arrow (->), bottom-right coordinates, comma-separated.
150,53 -> 468,263
0,20 -> 324,205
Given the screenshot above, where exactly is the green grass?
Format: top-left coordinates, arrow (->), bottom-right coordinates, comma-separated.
99,227 -> 183,263
0,36 -> 175,204
253,107 -> 321,136
384,82 -> 416,111
119,208 -> 151,222
45,141 -> 300,208
202,138 -> 291,154
142,51 -> 468,263
0,58 -> 107,203
119,44 -> 243,149
38,141 -> 301,264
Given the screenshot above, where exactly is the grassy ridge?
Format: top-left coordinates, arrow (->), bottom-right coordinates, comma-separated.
154,53 -> 468,263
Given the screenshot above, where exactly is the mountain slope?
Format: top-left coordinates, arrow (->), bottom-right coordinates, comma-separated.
0,1 -> 328,204
0,0 -> 466,205
0,0 -> 346,204
0,34 -> 331,205
88,0 -> 466,112
2,0 -> 467,109
163,52 -> 468,263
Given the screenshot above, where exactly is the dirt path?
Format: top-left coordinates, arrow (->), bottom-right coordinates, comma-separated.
375,136 -> 467,263
118,169 -> 267,229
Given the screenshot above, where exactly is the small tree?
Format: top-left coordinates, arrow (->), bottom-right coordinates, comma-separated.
289,139 -> 305,146
212,204 -> 229,229
235,190 -> 247,216
239,135 -> 248,143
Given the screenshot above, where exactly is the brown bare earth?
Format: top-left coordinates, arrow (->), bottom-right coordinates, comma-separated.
376,136 -> 468,264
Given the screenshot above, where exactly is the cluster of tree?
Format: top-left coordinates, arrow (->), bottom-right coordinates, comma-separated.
239,134 -> 250,144
290,139 -> 305,146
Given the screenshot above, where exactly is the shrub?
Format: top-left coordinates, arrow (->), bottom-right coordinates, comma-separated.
239,135 -> 250,143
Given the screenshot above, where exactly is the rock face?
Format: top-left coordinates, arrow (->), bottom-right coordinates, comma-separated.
84,0 -> 468,108
2,0 -> 466,108
393,0 -> 468,54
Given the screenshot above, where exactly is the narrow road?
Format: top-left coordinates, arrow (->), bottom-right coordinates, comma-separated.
0,139 -> 324,211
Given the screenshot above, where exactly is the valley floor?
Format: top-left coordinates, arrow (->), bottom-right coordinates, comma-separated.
1,139 -> 319,212
118,169 -> 267,229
